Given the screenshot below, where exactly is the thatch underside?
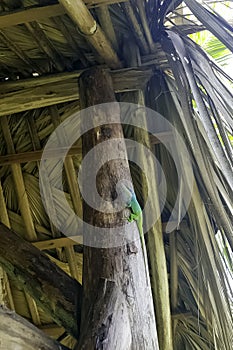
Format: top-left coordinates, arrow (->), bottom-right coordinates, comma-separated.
0,0 -> 232,349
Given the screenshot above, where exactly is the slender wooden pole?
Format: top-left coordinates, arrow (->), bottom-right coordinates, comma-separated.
119,90 -> 173,350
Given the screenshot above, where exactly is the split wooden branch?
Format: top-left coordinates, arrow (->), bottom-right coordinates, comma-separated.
0,223 -> 82,338
0,306 -> 70,350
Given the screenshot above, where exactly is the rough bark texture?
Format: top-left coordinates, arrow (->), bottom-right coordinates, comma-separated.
0,223 -> 82,338
77,68 -> 158,349
0,306 -> 69,350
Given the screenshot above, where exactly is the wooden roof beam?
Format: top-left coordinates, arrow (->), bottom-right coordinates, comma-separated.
0,1 -> 126,29
52,16 -> 89,67
0,4 -> 65,29
59,0 -> 122,68
95,5 -> 119,52
121,2 -> 150,55
0,132 -> 172,166
33,235 -> 83,250
25,21 -> 68,72
38,323 -> 65,338
0,30 -> 43,74
0,68 -> 153,116
32,220 -> 177,251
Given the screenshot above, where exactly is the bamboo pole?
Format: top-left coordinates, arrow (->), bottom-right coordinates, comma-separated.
1,180 -> 41,324
95,5 -> 119,52
50,105 -> 82,281
0,116 -> 37,241
135,0 -> 155,52
59,0 -> 121,68
27,113 -> 64,262
0,182 -> 15,311
169,230 -> 178,342
0,116 -> 43,325
122,2 -> 150,54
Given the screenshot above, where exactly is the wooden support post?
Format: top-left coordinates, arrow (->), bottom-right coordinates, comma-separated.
77,68 -> 158,349
0,116 -> 43,324
0,181 -> 16,311
27,113 -> 64,262
0,116 -> 37,241
170,230 -> 178,342
49,105 -> 82,281
170,231 -> 178,310
119,90 -> 173,350
0,223 -> 82,338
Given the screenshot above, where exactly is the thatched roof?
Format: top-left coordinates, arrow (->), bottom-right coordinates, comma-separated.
0,0 -> 233,349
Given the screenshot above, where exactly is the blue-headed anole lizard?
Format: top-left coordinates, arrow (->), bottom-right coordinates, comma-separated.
121,183 -> 149,284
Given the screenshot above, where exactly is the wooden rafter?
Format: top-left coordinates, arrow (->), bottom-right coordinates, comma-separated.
33,236 -> 83,250
122,2 -> 150,55
59,0 -> 122,68
32,221 -> 176,251
0,68 -> 153,116
0,4 -> 66,29
52,16 -> 89,67
25,21 -> 68,72
0,132 -> 172,165
0,1 -> 126,29
95,5 -> 119,52
0,30 -> 43,74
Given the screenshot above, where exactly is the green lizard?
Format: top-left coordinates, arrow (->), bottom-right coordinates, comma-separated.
121,183 -> 148,283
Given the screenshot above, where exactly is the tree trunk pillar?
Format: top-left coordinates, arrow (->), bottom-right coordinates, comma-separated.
77,68 -> 159,349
